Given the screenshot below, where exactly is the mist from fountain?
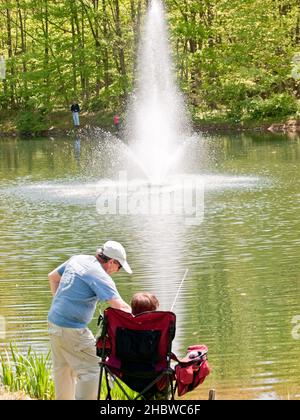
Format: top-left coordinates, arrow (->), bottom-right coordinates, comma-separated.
1,0 -> 262,206
125,0 -> 191,185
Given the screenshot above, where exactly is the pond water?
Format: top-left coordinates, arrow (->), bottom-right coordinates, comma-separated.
0,132 -> 299,400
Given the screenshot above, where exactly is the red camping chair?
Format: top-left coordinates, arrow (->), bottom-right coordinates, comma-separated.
96,308 -> 176,400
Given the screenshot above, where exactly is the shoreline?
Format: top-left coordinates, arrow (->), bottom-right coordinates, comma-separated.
1,386 -> 298,400
0,386 -> 32,400
196,119 -> 300,135
1,117 -> 300,139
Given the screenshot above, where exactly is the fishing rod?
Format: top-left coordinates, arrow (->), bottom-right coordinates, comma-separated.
170,268 -> 189,312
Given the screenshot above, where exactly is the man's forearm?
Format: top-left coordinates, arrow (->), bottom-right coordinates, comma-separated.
48,270 -> 61,296
108,298 -> 132,313
118,301 -> 132,313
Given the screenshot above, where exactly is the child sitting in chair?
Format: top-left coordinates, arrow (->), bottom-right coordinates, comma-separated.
130,292 -> 170,399
131,292 -> 159,315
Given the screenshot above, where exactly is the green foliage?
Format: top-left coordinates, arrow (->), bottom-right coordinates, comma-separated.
242,93 -> 298,121
168,0 -> 300,122
0,0 -> 299,126
0,344 -> 55,400
88,97 -> 104,112
16,109 -> 49,136
99,378 -> 139,400
0,344 -> 138,400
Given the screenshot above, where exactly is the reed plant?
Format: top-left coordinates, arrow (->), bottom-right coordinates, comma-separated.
0,344 -> 54,400
0,343 -> 138,400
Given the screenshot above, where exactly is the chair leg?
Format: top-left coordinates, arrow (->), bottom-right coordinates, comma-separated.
208,389 -> 216,400
105,370 -> 112,400
169,376 -> 175,400
98,364 -> 104,400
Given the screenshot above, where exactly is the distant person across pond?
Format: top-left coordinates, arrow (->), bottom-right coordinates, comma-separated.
71,100 -> 80,128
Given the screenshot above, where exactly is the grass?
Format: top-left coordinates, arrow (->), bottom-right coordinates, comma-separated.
99,377 -> 139,400
0,344 -> 54,400
0,109 -> 118,136
0,344 -> 139,400
1,106 -> 299,138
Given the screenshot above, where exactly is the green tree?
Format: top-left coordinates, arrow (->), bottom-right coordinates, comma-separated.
0,0 -> 299,128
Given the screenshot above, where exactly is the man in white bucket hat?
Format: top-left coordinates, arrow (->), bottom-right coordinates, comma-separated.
47,241 -> 132,400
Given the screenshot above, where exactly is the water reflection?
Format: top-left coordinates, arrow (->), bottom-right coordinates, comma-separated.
74,136 -> 81,167
0,134 -> 300,399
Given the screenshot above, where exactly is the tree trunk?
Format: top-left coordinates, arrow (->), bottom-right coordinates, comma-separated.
295,14 -> 300,45
16,0 -> 28,101
6,5 -> 15,109
102,0 -> 110,90
70,0 -> 86,102
93,0 -> 102,96
81,3 -> 89,101
114,0 -> 126,77
71,15 -> 77,97
44,0 -> 50,104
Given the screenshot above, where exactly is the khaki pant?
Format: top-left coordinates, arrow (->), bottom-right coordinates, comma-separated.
48,322 -> 100,400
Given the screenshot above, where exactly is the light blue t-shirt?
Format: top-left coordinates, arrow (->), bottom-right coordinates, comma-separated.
48,255 -> 121,328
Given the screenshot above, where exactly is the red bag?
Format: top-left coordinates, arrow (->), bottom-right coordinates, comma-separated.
173,345 -> 210,397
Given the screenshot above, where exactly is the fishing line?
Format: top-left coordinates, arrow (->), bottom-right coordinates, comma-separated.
170,268 -> 189,312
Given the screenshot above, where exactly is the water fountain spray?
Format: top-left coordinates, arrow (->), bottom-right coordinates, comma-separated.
125,0 -> 191,185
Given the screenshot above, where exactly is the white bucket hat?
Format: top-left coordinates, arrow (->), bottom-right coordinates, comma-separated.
97,241 -> 132,274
